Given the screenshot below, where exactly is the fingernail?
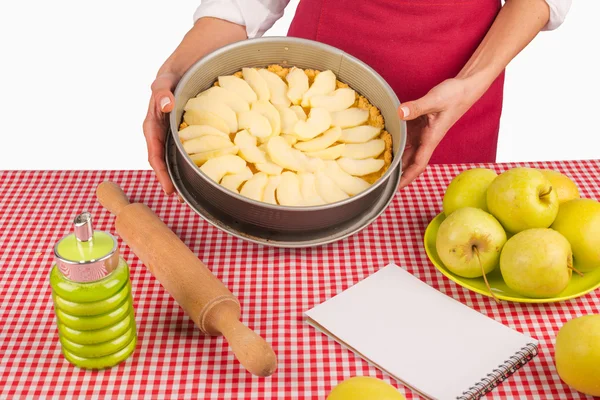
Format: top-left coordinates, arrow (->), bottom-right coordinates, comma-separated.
400,106 -> 410,118
160,97 -> 171,111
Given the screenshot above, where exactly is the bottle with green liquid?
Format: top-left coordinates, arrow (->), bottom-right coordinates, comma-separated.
50,211 -> 137,369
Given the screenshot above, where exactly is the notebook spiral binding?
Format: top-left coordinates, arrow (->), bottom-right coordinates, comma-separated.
456,343 -> 539,400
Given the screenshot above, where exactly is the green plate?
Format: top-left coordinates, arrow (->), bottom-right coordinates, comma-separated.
424,212 -> 600,303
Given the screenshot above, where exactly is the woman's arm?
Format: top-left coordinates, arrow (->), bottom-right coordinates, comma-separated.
143,17 -> 247,195
144,0 -> 291,195
455,0 -> 554,108
397,0 -> 562,188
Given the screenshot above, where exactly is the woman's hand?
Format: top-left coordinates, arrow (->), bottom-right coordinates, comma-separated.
397,78 -> 476,188
397,0 -> 552,189
141,17 -> 247,196
143,72 -> 179,195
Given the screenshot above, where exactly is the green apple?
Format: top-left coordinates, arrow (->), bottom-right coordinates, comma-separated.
442,168 -> 498,216
436,207 -> 507,302
539,169 -> 580,204
499,228 -> 573,298
327,376 -> 405,400
486,167 -> 559,233
551,198 -> 600,272
555,314 -> 600,396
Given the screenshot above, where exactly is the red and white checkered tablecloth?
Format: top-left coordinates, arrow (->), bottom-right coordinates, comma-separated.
1,159 -> 599,399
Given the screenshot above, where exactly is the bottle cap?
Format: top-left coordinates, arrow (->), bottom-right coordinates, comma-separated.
54,212 -> 120,282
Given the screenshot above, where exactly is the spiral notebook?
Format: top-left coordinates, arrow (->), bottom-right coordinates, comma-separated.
304,263 -> 539,400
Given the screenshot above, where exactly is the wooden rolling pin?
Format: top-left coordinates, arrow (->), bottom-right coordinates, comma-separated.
96,181 -> 277,377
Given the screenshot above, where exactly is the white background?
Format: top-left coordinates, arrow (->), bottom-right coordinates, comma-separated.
0,1 -> 598,171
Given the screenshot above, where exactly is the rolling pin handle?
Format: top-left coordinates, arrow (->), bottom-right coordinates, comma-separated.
210,303 -> 278,377
96,181 -> 131,216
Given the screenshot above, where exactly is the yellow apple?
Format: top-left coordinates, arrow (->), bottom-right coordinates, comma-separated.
436,207 -> 507,302
540,169 -> 580,204
551,198 -> 600,272
327,376 -> 405,400
442,168 -> 498,216
486,167 -> 559,233
555,314 -> 600,396
499,228 -> 573,298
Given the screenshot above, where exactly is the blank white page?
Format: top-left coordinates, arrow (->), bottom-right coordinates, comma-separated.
304,264 -> 538,400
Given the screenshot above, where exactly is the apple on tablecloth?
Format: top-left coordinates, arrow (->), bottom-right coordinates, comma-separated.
555,314 -> 600,397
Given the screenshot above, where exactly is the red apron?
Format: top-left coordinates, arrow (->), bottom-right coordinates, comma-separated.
287,0 -> 504,164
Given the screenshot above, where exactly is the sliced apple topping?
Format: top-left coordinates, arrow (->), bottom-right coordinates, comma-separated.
240,172 -> 269,201
234,130 -> 268,164
276,105 -> 299,135
293,149 -> 325,173
182,66 -> 392,206
315,170 -> 349,203
282,134 -> 298,146
178,125 -> 229,141
277,171 -> 304,206
218,75 -> 257,103
184,96 -> 238,133
238,146 -> 267,164
298,172 -> 326,206
183,109 -> 230,134
286,67 -> 309,105
301,70 -> 336,107
255,160 -> 284,176
263,176 -> 281,204
293,108 -> 332,140
200,155 -> 246,183
221,167 -> 253,193
258,69 -> 290,107
243,67 -> 270,101
293,126 -> 342,152
290,105 -> 307,121
183,135 -> 234,155
342,139 -> 385,159
197,86 -> 249,113
324,160 -> 370,195
238,110 -> 272,138
304,144 -> 345,160
340,125 -> 381,143
331,107 -> 369,128
233,129 -> 256,147
266,136 -> 305,172
189,146 -> 239,167
337,157 -> 385,176
252,100 -> 281,137
310,88 -> 356,112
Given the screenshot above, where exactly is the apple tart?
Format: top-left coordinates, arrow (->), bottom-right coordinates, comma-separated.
177,64 -> 393,206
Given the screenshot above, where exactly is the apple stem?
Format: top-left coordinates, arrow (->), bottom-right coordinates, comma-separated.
473,246 -> 500,304
568,265 -> 584,277
539,186 -> 553,198
566,256 -> 584,277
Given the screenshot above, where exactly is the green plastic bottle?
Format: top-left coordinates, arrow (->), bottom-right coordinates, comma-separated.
50,212 -> 137,369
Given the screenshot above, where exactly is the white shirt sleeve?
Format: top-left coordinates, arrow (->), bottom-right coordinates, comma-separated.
193,0 -> 572,39
193,0 -> 291,39
543,0 -> 572,30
